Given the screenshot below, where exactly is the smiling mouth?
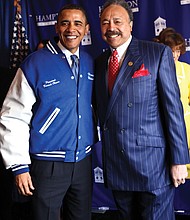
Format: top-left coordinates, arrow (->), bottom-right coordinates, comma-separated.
66,35 -> 78,39
108,34 -> 119,38
106,32 -> 120,39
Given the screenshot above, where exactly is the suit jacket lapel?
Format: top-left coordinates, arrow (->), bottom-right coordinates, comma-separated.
100,50 -> 110,95
105,38 -> 143,121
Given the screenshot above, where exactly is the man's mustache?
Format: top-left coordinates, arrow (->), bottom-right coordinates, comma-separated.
105,31 -> 121,37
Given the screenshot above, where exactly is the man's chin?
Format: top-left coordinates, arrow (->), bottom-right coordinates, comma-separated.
106,40 -> 120,48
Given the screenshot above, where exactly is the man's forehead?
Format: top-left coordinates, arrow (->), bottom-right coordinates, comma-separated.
59,10 -> 86,21
60,9 -> 84,17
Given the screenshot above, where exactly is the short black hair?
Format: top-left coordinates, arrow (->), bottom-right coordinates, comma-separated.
101,0 -> 133,22
57,4 -> 88,24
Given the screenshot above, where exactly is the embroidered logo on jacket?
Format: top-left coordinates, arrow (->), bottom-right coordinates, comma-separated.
43,79 -> 60,88
87,72 -> 94,80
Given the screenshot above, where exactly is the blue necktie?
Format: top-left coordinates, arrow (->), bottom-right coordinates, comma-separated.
70,55 -> 79,83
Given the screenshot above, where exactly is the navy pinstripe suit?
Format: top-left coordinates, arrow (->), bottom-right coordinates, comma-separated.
95,37 -> 189,219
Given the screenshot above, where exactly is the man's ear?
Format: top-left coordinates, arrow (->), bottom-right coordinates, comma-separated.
85,24 -> 90,35
130,21 -> 133,31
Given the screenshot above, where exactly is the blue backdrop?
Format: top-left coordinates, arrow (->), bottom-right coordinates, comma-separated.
1,0 -> 190,214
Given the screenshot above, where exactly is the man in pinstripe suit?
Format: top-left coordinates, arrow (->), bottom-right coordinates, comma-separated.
95,0 -> 190,219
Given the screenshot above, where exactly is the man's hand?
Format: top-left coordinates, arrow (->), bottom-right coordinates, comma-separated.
171,164 -> 188,187
15,172 -> 35,196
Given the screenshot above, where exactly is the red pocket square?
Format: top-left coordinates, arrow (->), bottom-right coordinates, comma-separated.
132,64 -> 150,78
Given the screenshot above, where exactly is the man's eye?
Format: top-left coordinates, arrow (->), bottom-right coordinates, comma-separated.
75,22 -> 82,26
114,20 -> 121,24
61,21 -> 69,26
102,21 -> 109,25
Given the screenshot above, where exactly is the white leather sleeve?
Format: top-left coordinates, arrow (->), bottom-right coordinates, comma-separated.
0,68 -> 36,169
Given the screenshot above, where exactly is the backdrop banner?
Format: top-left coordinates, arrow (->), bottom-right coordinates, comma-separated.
1,0 -> 190,213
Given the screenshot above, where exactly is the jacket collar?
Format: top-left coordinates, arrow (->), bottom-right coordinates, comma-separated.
46,38 -> 63,54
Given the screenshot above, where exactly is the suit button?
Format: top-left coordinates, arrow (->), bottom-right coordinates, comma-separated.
104,127 -> 108,131
121,149 -> 125,154
127,102 -> 133,107
120,128 -> 125,133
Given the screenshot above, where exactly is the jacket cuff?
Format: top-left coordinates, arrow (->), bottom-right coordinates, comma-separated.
11,164 -> 30,176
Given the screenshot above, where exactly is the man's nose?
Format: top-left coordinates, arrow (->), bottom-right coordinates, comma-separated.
66,23 -> 75,31
107,21 -> 116,31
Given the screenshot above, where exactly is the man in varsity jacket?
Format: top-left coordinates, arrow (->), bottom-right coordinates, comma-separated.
0,4 -> 97,220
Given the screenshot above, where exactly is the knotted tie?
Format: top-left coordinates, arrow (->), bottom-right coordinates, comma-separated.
70,55 -> 79,82
108,49 -> 119,95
